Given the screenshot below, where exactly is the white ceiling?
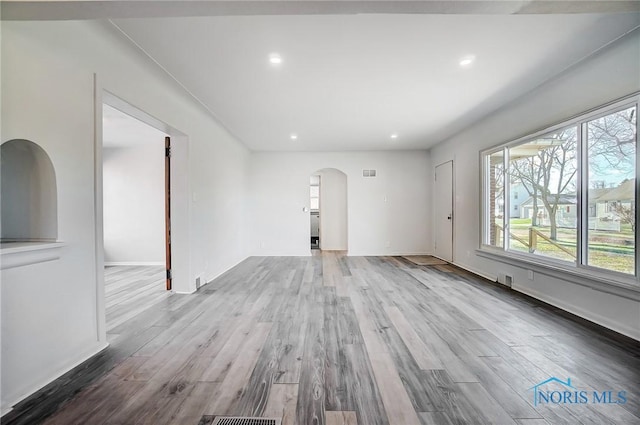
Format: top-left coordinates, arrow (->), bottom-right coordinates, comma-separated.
9,1 -> 637,152
110,12 -> 640,151
103,104 -> 168,148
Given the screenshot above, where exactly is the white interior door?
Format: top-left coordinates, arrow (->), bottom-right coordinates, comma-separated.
435,161 -> 453,262
317,168 -> 348,251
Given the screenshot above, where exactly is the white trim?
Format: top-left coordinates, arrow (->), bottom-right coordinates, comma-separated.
514,284 -> 640,341
636,91 -> 640,280
0,342 -> 109,416
479,93 -> 640,292
99,91 -> 192,293
481,93 -> 640,154
201,255 -> 252,293
355,251 -> 434,257
93,75 -> 107,346
577,120 -> 587,269
435,159 -> 455,263
303,251 -> 435,258
449,258 -> 639,340
104,262 -> 165,267
0,241 -> 65,254
449,260 -> 498,283
477,248 -> 640,301
0,242 -> 66,270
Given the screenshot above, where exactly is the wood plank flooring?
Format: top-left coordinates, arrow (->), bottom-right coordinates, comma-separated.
5,254 -> 640,425
105,265 -> 169,332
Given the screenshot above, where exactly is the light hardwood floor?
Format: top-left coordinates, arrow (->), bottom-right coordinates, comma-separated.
7,254 -> 640,425
105,265 -> 169,332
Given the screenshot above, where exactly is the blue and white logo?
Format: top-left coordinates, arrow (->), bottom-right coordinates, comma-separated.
529,377 -> 627,406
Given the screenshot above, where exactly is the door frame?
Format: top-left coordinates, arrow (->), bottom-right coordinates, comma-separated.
313,168 -> 349,252
94,85 -> 191,343
310,174 -> 321,250
434,160 -> 454,262
165,136 -> 172,290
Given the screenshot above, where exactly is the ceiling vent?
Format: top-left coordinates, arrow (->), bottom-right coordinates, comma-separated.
363,169 -> 377,177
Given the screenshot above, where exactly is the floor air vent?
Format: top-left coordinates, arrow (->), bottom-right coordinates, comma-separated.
200,416 -> 282,425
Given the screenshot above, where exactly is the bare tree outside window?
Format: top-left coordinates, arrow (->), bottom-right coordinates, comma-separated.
508,128 -> 578,261
482,100 -> 637,276
586,106 -> 636,274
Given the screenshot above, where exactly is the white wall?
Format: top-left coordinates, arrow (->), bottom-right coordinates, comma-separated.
3,16 -> 636,418
429,29 -> 640,340
0,140 -> 58,241
1,20 -> 250,413
103,145 -> 164,265
248,151 -> 431,256
317,168 -> 348,250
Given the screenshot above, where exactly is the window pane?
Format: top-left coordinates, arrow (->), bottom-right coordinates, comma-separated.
486,151 -> 505,248
586,106 -> 636,274
508,127 -> 578,262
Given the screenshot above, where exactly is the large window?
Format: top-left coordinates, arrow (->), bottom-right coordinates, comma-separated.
482,95 -> 638,281
586,106 -> 637,274
508,127 -> 578,262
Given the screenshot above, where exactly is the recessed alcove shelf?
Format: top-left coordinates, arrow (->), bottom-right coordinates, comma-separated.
1,139 -> 61,271
0,241 -> 66,270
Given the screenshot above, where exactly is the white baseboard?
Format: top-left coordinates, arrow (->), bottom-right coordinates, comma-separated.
1,405 -> 12,417
104,261 -> 164,266
450,260 -> 499,283
1,342 -> 109,417
449,260 -> 638,340
514,284 -> 640,341
204,256 -> 251,288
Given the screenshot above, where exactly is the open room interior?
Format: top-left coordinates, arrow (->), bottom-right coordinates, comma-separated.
1,1 -> 639,424
102,103 -> 170,328
102,104 -> 167,269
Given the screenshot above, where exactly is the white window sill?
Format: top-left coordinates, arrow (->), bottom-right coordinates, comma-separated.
0,241 -> 66,270
476,248 -> 640,301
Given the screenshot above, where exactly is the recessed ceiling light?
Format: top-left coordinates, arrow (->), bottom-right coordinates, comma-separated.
269,53 -> 282,65
290,133 -> 298,140
459,55 -> 475,67
390,133 -> 399,140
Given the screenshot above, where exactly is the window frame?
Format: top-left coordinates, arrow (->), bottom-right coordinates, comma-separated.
480,93 -> 640,291
482,148 -> 507,249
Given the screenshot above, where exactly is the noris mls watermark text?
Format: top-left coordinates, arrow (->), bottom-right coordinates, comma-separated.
529,377 -> 627,406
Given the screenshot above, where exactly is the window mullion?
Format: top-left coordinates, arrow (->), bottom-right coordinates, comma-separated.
482,153 -> 491,247
636,101 -> 640,279
480,93 -> 639,282
577,122 -> 587,268
504,147 -> 510,251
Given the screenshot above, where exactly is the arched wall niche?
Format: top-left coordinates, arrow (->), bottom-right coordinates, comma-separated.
1,139 -> 58,242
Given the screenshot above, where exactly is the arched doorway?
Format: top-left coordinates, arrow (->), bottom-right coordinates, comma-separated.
310,168 -> 348,251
